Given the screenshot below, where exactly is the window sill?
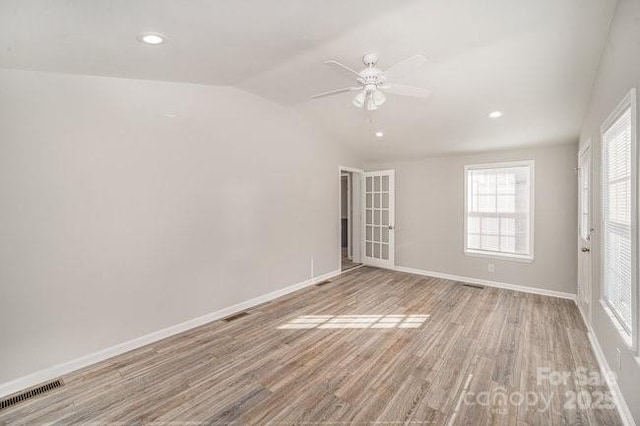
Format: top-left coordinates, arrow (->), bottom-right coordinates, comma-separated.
464,249 -> 534,263
599,299 -> 633,349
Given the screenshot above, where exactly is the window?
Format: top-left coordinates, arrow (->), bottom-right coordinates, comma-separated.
601,89 -> 637,345
464,161 -> 534,261
579,146 -> 591,242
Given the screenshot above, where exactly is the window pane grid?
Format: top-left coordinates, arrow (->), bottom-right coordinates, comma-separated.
465,164 -> 532,258
579,153 -> 590,241
602,105 -> 633,334
365,175 -> 390,261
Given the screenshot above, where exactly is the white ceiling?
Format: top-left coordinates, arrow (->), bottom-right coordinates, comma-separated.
0,0 -> 617,161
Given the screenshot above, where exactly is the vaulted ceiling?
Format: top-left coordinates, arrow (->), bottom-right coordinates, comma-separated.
0,0 -> 618,160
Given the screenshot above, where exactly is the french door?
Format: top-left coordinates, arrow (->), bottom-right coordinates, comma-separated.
577,145 -> 592,322
363,170 -> 395,268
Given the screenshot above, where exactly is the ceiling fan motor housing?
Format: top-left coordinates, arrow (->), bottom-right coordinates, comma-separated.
359,67 -> 386,91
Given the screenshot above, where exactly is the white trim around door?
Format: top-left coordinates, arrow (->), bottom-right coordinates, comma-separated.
339,166 -> 364,269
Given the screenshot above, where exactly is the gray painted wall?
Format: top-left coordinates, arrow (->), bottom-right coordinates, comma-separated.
366,143 -> 578,294
579,0 -> 640,422
0,69 -> 358,384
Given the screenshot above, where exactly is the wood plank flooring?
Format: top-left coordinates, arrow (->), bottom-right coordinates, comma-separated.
0,267 -> 622,425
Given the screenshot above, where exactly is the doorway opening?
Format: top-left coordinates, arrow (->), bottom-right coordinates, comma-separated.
340,168 -> 363,271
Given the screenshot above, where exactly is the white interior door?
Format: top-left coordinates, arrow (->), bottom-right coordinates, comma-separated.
364,170 -> 395,268
578,145 -> 593,322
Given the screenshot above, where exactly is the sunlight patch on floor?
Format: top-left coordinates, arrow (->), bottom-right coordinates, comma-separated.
277,314 -> 430,329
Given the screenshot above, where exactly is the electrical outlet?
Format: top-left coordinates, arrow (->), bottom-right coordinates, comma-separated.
616,348 -> 622,371
488,263 -> 495,273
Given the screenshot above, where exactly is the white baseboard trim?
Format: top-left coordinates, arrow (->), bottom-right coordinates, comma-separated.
392,265 -> 576,300
576,304 -> 636,426
0,268 -> 341,399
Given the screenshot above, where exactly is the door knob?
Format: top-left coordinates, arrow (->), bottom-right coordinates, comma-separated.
388,225 -> 394,230
581,247 -> 590,253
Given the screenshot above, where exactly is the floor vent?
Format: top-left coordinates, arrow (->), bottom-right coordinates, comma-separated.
315,280 -> 332,287
462,283 -> 485,289
0,379 -> 63,411
222,311 -> 249,322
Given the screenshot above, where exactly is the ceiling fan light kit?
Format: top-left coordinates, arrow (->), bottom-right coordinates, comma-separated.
312,52 -> 430,111
352,89 -> 386,110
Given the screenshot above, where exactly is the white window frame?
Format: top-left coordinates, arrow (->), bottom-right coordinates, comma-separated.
463,160 -> 535,262
600,88 -> 638,350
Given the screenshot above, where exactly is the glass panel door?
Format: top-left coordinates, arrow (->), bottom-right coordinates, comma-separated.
578,145 -> 592,323
364,170 -> 394,268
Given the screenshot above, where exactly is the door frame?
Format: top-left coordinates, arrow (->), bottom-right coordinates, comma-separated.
338,166 -> 364,269
577,141 -> 593,325
344,173 -> 352,259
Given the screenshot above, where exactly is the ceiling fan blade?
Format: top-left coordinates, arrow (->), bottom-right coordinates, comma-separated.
384,54 -> 427,80
380,84 -> 431,98
311,87 -> 361,99
324,60 -> 362,80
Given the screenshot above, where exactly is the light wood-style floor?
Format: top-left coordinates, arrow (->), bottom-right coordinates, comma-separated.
0,267 -> 621,425
341,248 -> 361,272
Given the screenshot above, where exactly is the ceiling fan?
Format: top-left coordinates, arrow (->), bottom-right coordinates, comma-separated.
311,52 -> 431,111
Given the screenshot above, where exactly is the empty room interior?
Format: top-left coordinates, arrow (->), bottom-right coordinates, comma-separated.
2,0 -> 640,425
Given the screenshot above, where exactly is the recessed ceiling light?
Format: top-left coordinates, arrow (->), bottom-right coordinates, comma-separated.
375,131 -> 384,138
488,111 -> 503,119
138,33 -> 166,45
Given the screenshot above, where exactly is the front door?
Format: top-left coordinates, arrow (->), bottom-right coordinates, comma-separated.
364,170 -> 395,268
578,145 -> 593,323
